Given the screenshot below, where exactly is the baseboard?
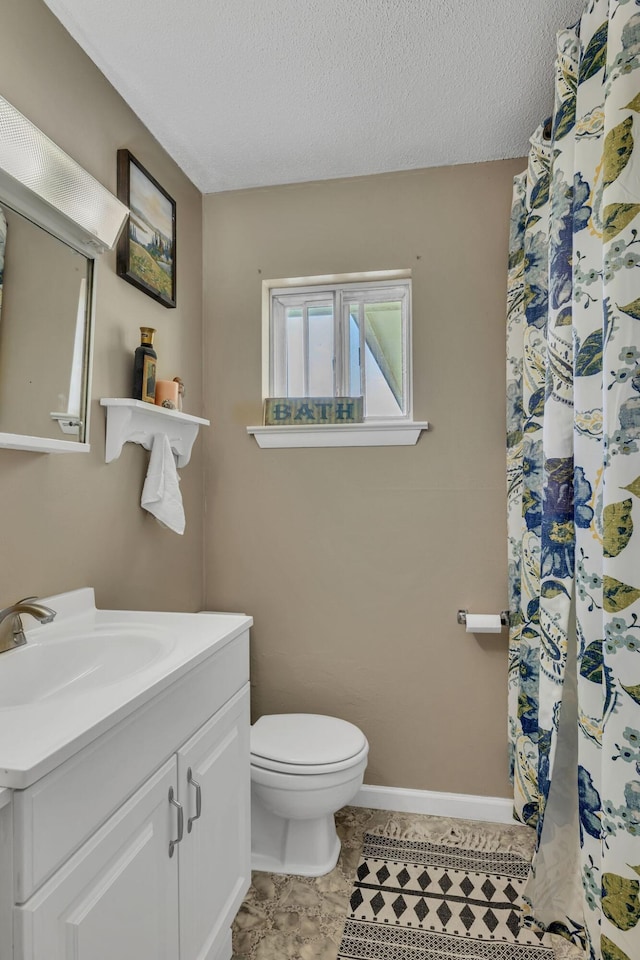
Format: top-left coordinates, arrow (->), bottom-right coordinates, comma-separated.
351,784 -> 516,825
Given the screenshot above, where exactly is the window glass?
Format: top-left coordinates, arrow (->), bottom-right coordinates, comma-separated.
364,301 -> 403,417
285,307 -> 304,396
307,304 -> 334,396
270,279 -> 410,420
348,305 -> 361,397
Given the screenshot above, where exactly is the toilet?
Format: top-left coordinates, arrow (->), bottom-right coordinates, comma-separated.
250,713 -> 369,876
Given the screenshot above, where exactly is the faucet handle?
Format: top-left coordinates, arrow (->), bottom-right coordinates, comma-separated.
10,613 -> 27,646
0,609 -> 27,651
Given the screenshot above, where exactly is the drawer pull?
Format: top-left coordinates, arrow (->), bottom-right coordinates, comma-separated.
187,767 -> 202,833
168,786 -> 184,857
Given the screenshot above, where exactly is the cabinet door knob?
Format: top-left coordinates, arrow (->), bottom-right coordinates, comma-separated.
187,767 -> 202,833
168,786 -> 184,857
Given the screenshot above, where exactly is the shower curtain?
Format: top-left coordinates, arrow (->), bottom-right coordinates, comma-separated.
507,3 -> 640,959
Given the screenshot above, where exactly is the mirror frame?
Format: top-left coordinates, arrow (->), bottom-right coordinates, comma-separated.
0,95 -> 128,454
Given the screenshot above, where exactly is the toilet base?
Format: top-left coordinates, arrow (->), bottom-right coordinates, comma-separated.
251,789 -> 341,876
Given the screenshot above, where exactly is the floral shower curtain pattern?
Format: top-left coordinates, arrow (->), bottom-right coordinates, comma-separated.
507,3 -> 640,959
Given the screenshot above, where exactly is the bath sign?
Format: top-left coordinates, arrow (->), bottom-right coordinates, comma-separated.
264,397 -> 364,425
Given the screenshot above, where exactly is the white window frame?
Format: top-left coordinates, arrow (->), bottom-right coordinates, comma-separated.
248,270 -> 429,448
270,288 -> 337,400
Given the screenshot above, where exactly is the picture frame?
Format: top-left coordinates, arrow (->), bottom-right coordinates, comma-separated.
116,149 -> 176,308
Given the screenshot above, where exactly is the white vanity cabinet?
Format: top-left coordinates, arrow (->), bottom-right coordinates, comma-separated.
16,757 -> 181,960
4,620 -> 252,960
177,689 -> 250,960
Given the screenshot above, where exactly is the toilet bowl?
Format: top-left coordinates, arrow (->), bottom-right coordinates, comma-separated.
250,713 -> 369,876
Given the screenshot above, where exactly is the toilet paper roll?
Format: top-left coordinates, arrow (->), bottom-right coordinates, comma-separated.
465,614 -> 502,633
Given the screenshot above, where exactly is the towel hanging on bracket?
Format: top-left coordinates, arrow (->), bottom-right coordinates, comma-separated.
141,433 -> 186,535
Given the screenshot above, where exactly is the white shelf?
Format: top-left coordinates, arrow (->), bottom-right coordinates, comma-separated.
100,399 -> 210,467
246,421 -> 429,449
0,432 -> 90,454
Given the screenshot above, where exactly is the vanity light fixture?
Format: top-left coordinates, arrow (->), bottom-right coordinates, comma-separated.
0,95 -> 128,257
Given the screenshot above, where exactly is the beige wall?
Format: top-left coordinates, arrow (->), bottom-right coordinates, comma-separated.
203,160 -> 524,798
1,0 -> 523,799
0,0 -> 204,611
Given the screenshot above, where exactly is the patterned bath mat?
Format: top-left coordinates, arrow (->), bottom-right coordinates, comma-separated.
337,833 -> 554,960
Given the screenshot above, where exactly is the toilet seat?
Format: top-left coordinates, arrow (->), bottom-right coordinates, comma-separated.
251,740 -> 369,776
251,713 -> 367,774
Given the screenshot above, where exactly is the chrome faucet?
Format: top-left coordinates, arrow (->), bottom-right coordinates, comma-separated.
0,597 -> 57,654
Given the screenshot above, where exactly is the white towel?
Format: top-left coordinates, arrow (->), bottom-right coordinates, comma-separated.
141,433 -> 186,535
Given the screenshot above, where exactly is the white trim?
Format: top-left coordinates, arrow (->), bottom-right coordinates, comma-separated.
0,433 -> 90,455
266,269 -> 412,290
351,784 -> 517,825
247,420 -> 429,449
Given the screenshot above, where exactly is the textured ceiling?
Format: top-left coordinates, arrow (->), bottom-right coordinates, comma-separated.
43,0 -> 586,194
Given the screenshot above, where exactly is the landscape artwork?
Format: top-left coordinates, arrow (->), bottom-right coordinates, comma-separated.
116,150 -> 176,308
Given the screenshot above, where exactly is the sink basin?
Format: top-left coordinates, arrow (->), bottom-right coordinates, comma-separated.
0,629 -> 172,706
0,587 -> 253,790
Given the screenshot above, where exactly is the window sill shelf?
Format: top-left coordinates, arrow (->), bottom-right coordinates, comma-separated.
246,421 -> 429,449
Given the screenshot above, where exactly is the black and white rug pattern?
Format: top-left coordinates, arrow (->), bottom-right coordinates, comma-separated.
337,833 -> 554,960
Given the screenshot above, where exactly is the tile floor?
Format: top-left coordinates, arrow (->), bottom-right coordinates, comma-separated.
231,806 -> 585,960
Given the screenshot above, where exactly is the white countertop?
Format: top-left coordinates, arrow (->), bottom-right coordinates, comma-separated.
0,588 -> 252,789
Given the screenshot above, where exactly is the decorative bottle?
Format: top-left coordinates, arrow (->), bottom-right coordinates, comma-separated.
132,326 -> 157,403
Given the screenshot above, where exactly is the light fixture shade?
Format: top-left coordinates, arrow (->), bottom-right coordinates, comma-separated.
0,95 -> 128,256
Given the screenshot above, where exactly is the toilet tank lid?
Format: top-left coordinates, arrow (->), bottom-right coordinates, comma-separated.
251,714 -> 367,765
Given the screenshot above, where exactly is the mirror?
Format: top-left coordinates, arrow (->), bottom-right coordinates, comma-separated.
0,94 -> 128,453
0,205 -> 93,442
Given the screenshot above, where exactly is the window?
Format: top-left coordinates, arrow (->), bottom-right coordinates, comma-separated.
269,278 -> 412,420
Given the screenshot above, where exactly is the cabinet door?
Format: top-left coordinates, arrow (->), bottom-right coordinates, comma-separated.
15,758 -> 180,960
178,684 -> 250,960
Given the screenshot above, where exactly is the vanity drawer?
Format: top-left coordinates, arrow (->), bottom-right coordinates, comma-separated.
13,631 -> 249,902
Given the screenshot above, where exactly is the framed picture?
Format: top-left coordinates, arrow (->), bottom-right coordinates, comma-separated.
116,149 -> 176,308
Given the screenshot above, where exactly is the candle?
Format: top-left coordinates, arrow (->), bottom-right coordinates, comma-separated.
155,379 -> 179,409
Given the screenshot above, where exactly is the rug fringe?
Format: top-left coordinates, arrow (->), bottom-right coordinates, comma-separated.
547,933 -> 588,960
367,814 -> 536,860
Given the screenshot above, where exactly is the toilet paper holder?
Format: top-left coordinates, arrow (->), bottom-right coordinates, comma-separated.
457,609 -> 510,627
